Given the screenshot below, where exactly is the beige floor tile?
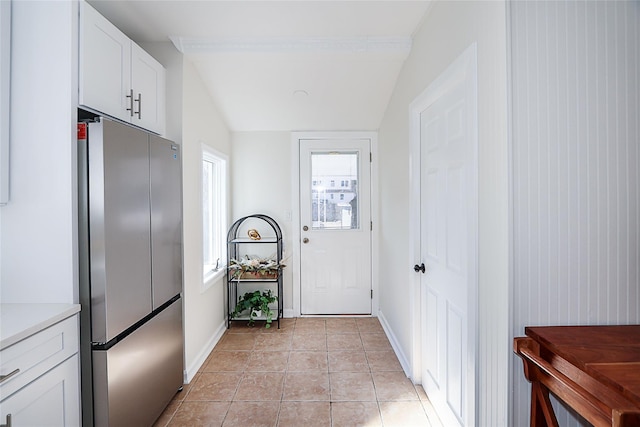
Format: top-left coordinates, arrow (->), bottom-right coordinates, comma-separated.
153,400 -> 181,427
378,401 -> 430,427
246,351 -> 290,372
330,372 -> 376,401
282,372 -> 330,401
287,351 -> 328,371
255,333 -> 293,351
222,401 -> 280,427
326,318 -> 358,334
365,351 -> 403,372
166,401 -> 230,427
331,401 -> 382,427
294,318 -> 327,333
227,321 -> 264,334
372,372 -> 419,401
155,317 -> 415,426
186,372 -> 242,401
327,334 -> 364,351
277,401 -> 330,427
355,318 -> 384,333
203,351 -> 251,372
216,334 -> 256,351
235,372 -> 284,401
170,378 -> 195,403
360,333 -> 392,351
292,333 -> 327,351
262,317 -> 296,333
328,351 -> 369,372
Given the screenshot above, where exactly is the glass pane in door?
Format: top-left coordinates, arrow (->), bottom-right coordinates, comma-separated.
310,152 -> 359,230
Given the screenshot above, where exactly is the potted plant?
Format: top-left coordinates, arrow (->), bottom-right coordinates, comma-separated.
230,289 -> 278,328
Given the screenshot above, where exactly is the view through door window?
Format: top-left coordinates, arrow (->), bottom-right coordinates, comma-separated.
310,152 -> 359,230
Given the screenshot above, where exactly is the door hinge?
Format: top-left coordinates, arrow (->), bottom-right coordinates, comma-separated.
370,152 -> 372,162
370,221 -> 373,231
371,289 -> 373,299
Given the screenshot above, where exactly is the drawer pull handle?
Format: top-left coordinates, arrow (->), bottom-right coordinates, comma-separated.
1,413 -> 11,427
0,369 -> 20,383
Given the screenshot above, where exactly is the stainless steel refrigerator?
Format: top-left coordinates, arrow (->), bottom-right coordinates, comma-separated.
78,117 -> 183,427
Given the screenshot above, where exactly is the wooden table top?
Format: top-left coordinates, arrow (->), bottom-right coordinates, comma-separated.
525,325 -> 640,408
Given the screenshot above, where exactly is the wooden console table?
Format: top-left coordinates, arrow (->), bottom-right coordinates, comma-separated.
514,325 -> 640,427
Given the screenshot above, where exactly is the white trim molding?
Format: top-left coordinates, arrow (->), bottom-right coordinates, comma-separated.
184,319 -> 226,383
170,36 -> 411,57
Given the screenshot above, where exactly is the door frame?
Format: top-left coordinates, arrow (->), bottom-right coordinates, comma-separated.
409,44 -> 478,425
291,131 -> 379,317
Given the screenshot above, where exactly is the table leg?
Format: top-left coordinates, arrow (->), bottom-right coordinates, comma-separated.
531,381 -> 559,427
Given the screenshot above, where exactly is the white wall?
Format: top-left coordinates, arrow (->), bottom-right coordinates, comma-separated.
230,132 -> 294,313
510,1 -> 640,425
143,43 -> 233,381
181,59 -> 231,381
0,1 -> 78,303
377,1 -> 509,425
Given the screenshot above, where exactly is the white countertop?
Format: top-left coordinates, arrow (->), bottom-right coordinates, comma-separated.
0,303 -> 81,350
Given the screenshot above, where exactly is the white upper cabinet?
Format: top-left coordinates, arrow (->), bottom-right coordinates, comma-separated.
79,1 -> 165,135
130,43 -> 166,134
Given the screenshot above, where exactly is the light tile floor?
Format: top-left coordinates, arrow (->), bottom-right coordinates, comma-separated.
154,317 -> 443,427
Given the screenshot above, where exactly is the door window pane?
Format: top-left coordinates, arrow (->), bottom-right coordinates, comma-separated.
310,152 -> 359,230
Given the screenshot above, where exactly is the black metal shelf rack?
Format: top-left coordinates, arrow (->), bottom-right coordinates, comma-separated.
226,214 -> 283,329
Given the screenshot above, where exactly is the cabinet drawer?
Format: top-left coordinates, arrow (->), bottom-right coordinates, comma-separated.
0,315 -> 78,399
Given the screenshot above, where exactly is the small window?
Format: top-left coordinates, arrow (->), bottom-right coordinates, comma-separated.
330,180 -> 335,187
340,194 -> 345,201
202,145 -> 228,288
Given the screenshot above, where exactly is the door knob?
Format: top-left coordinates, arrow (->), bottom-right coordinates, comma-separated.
303,238 -> 309,244
413,263 -> 425,273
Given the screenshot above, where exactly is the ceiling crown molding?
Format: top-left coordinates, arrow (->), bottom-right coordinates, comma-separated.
170,36 -> 412,55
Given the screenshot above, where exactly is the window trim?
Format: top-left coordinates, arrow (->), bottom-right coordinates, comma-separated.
201,143 -> 228,291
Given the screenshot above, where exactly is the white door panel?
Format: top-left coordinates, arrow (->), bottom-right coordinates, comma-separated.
300,139 -> 371,315
418,46 -> 477,427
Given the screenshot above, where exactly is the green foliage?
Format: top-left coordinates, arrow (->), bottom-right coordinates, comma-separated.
231,289 -> 277,328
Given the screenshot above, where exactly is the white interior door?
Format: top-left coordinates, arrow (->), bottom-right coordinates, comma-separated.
299,138 -> 371,315
417,46 -> 477,427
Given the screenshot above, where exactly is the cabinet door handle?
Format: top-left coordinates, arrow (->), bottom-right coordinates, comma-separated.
135,93 -> 142,119
0,414 -> 12,427
0,368 -> 19,383
126,89 -> 134,116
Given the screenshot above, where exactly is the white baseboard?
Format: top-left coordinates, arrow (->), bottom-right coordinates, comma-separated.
283,309 -> 296,318
377,310 -> 412,377
184,320 -> 226,383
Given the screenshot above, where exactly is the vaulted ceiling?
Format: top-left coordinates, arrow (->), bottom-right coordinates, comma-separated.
88,1 -> 432,132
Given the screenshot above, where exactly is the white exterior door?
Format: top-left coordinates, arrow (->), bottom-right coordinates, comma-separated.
299,138 -> 372,315
415,46 -> 477,427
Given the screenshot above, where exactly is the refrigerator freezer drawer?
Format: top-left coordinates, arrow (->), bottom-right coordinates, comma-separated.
92,299 -> 183,427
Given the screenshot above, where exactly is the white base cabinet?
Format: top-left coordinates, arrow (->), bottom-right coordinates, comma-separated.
0,356 -> 79,427
0,315 -> 80,427
79,1 -> 165,135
